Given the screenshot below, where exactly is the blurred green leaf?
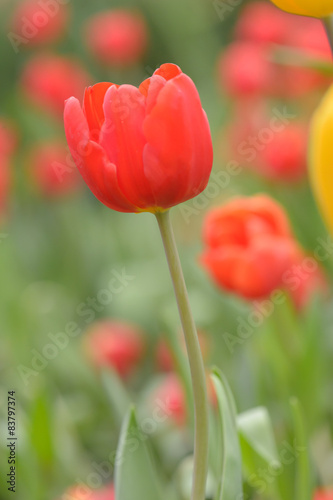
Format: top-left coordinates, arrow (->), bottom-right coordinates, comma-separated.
115,407 -> 163,500
290,398 -> 313,500
211,368 -> 243,500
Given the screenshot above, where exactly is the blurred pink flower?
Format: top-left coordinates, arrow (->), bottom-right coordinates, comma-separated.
314,490 -> 333,500
151,374 -> 187,426
62,483 -> 115,500
10,0 -> 69,48
21,54 -> 90,116
84,9 -> 148,67
28,142 -> 81,197
0,120 -> 16,218
83,320 -> 145,378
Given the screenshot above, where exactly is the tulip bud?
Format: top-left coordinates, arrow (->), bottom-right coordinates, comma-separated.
200,195 -> 299,300
83,320 -> 145,378
314,490 -> 333,500
22,54 -> 90,117
84,9 -> 148,67
310,84 -> 333,236
270,0 -> 333,18
61,484 -> 115,500
10,0 -> 69,49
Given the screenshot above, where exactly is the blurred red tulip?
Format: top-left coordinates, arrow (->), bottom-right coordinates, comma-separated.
235,1 -> 291,45
22,54 -> 90,116
62,483 -> 115,500
200,195 -> 299,300
0,120 -> 16,217
151,374 -> 187,426
28,142 -> 81,197
226,102 -> 308,182
10,0 -> 69,49
83,320 -> 145,378
314,490 -> 333,500
84,9 -> 148,67
218,42 -> 274,97
64,63 -> 213,213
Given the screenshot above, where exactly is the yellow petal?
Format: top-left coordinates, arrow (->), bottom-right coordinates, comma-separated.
271,0 -> 333,17
310,84 -> 333,236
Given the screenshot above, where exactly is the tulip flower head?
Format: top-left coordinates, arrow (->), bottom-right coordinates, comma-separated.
310,84 -> 333,236
314,490 -> 333,500
270,0 -> 333,18
64,64 -> 213,213
84,9 -> 148,67
62,484 -> 115,500
200,195 -> 299,300
83,320 -> 145,378
22,54 -> 90,117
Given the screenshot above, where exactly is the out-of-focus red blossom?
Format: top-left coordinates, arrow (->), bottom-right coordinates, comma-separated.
83,320 -> 145,378
235,2 -> 290,45
22,54 -> 90,116
225,102 -> 308,182
314,490 -> 333,500
152,374 -> 187,426
61,483 -> 115,500
218,42 -> 274,97
64,63 -> 213,214
156,330 -> 210,372
28,142 -> 81,197
84,9 -> 148,67
0,120 -> 16,217
200,195 -> 300,300
288,248 -> 328,310
11,0 -> 69,47
220,1 -> 331,99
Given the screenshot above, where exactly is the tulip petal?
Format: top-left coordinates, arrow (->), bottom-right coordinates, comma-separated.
100,84 -> 155,209
143,73 -> 213,208
64,97 -> 136,212
83,82 -> 116,140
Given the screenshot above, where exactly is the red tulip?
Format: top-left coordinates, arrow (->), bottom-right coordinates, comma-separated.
22,54 -> 90,116
0,120 -> 16,218
225,102 -> 308,182
64,63 -> 213,213
84,9 -> 148,67
28,142 -> 81,197
83,320 -> 145,378
314,490 -> 333,500
151,374 -> 187,426
10,0 -> 69,49
61,483 -> 115,500
218,42 -> 274,97
235,1 -> 291,45
200,195 -> 299,300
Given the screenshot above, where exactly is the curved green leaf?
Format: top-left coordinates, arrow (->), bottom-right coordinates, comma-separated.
115,407 -> 163,500
211,368 -> 243,500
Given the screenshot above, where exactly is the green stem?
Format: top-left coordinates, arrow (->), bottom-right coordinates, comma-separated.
155,210 -> 209,500
323,16 -> 333,56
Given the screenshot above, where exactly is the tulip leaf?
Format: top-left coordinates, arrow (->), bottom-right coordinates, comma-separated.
211,368 -> 243,500
290,398 -> 313,500
237,407 -> 280,467
115,407 -> 164,500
